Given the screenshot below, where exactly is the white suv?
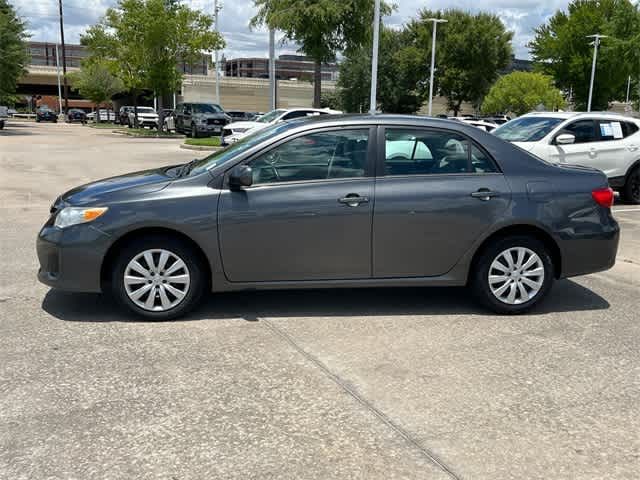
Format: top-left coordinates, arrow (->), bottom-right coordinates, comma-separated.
494,112 -> 640,203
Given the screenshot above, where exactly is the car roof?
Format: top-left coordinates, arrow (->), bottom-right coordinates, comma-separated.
521,111 -> 638,121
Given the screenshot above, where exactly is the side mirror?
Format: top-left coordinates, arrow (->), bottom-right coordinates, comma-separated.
229,165 -> 253,189
555,133 -> 575,145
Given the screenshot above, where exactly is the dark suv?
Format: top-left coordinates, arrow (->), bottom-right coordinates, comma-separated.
174,102 -> 231,138
36,107 -> 58,123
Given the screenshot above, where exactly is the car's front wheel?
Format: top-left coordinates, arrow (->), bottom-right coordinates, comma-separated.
471,236 -> 554,314
621,166 -> 640,204
111,236 -> 207,320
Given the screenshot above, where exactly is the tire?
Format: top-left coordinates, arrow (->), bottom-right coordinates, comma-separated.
621,166 -> 640,205
470,236 -> 554,314
191,124 -> 199,138
111,236 -> 207,320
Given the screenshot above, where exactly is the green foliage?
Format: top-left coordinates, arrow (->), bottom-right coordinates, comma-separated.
319,90 -> 341,110
70,61 -> 124,121
251,0 -> 392,107
406,9 -> 513,115
338,27 -> 424,114
482,72 -> 566,116
0,0 -> 30,104
82,0 -> 224,120
184,136 -> 222,146
529,0 -> 640,111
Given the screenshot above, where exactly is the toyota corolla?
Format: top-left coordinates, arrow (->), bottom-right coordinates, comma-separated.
37,115 -> 619,319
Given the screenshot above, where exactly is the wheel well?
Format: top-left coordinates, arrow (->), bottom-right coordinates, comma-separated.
471,225 -> 562,279
100,227 -> 212,289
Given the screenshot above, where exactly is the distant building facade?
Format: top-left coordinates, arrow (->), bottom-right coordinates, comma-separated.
501,55 -> 534,74
224,55 -> 339,81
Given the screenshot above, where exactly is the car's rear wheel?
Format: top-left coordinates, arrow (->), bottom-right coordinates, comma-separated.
471,236 -> 554,314
621,166 -> 640,204
111,236 -> 207,320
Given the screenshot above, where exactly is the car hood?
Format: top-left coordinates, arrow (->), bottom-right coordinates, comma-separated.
227,121 -> 265,131
510,141 -> 537,152
61,168 -> 171,205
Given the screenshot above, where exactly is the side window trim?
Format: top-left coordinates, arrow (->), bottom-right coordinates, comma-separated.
378,126 -> 502,177
224,126 -> 377,188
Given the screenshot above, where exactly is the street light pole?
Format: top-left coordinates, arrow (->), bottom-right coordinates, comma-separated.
58,0 -> 69,115
214,0 -> 220,105
369,0 -> 381,115
587,34 -> 607,112
269,28 -> 276,110
427,18 -> 447,117
55,44 -> 63,114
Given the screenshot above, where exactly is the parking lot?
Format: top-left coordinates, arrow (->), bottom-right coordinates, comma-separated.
1,121 -> 639,479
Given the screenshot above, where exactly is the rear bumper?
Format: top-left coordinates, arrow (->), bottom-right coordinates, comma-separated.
557,215 -> 620,278
37,224 -> 111,293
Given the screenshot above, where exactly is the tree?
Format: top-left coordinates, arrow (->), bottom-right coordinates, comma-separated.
406,9 -> 513,116
0,0 -> 30,105
82,0 -> 223,127
338,27 -> 425,114
529,0 -> 640,111
70,61 -> 124,122
482,72 -> 565,116
251,0 -> 388,108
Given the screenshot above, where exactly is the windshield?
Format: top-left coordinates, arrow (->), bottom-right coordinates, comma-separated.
137,107 -> 156,114
493,117 -> 564,142
188,122 -> 293,176
193,104 -> 222,114
256,109 -> 285,123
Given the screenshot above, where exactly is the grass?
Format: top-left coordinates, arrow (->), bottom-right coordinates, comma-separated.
88,122 -> 119,129
184,136 -> 222,147
117,127 -> 183,138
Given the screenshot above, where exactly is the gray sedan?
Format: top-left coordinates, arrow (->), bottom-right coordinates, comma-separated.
37,115 -> 620,320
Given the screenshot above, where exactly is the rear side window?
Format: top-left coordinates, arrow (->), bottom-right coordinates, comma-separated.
384,129 -> 498,176
597,120 -> 625,141
623,122 -> 639,137
562,120 -> 597,143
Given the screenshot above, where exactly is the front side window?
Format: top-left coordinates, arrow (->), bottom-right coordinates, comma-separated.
249,129 -> 369,185
561,120 -> 597,144
384,129 -> 498,176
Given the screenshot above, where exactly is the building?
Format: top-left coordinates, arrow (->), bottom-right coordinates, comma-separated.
501,55 -> 534,75
224,55 -> 339,82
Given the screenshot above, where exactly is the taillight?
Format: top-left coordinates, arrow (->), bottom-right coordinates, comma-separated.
592,187 -> 614,208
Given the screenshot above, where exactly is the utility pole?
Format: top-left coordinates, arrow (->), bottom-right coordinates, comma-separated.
58,0 -> 69,115
214,0 -> 221,105
369,0 -> 381,115
586,34 -> 607,112
55,44 -> 63,114
427,18 -> 448,116
269,28 -> 276,111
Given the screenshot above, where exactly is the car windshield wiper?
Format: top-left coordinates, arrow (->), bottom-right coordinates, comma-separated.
177,158 -> 200,177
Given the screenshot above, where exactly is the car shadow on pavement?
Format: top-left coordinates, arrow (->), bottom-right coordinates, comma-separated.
42,279 -> 609,323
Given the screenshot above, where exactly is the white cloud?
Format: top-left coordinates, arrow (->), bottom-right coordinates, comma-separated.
10,0 -> 571,59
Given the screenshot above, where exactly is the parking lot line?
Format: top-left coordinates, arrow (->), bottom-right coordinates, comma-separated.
612,208 -> 640,213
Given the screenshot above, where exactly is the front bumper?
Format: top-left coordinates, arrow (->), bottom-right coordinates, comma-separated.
37,223 -> 111,293
195,123 -> 225,135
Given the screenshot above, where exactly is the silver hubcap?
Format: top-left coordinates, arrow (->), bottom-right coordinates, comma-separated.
124,249 -> 190,312
489,247 -> 544,305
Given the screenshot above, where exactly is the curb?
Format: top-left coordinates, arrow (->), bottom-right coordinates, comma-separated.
180,144 -> 222,151
111,130 -> 185,139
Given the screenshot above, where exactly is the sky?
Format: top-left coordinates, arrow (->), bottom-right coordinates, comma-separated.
11,0 -> 571,60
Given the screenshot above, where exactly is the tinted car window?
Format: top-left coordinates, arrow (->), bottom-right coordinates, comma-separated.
597,120 -> 625,141
384,129 -> 474,176
562,120 -> 597,144
249,129 -> 368,184
193,104 -> 222,114
471,144 -> 499,173
623,121 -> 639,137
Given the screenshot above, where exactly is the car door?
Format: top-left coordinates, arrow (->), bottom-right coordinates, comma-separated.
372,127 -> 511,278
547,119 -> 600,167
593,119 -> 635,178
218,127 -> 374,282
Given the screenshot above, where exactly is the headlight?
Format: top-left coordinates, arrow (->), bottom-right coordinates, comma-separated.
54,207 -> 108,229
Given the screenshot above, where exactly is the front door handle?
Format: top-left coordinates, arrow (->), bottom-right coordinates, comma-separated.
338,194 -> 369,207
471,189 -> 500,201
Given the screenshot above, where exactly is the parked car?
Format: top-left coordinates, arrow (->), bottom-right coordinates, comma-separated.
37,115 -> 619,320
227,110 -> 258,122
483,115 -> 511,125
173,102 -> 230,137
0,106 -> 7,129
36,107 -> 58,123
494,112 -> 640,203
161,109 -> 175,132
460,118 -> 498,132
7,108 -> 17,117
117,106 -> 134,125
127,107 -> 159,128
223,107 -> 342,142
67,109 -> 87,124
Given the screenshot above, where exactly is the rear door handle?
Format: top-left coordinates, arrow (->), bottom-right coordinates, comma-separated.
338,194 -> 369,207
471,189 -> 500,201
